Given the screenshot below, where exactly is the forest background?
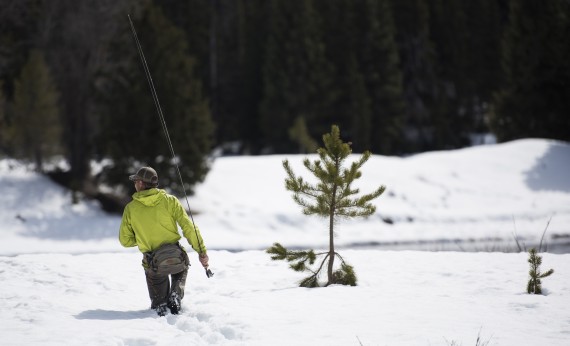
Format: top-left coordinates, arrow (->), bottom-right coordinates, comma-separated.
0,0 -> 568,209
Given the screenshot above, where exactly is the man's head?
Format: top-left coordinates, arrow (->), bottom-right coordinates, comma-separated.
129,166 -> 158,191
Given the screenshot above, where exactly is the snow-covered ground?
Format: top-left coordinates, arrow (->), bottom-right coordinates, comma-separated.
1,138 -> 569,345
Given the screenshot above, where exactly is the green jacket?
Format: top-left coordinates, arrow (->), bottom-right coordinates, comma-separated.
119,188 -> 207,254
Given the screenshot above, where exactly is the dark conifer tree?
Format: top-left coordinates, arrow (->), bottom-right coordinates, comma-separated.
359,0 -> 406,154
95,3 -> 214,196
490,0 -> 570,142
36,0 -> 129,199
427,0 -> 472,149
159,0 -> 268,154
0,0 -> 49,106
10,50 -> 62,172
0,81 -> 9,154
318,0 -> 372,152
390,0 -> 438,152
346,55 -> 373,152
157,0 -> 211,91
463,0 -> 503,136
259,0 -> 335,153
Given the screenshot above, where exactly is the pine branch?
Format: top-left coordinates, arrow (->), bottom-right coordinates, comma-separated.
526,280 -> 533,294
266,242 -> 288,261
297,252 -> 332,287
328,262 -> 357,286
299,274 -> 319,288
266,243 -> 317,273
334,252 -> 346,265
539,269 -> 554,278
314,252 -> 331,275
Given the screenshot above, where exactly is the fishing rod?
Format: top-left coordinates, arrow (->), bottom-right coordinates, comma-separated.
127,14 -> 213,278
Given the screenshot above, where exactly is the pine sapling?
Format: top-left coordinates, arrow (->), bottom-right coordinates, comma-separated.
267,125 -> 386,287
527,248 -> 554,294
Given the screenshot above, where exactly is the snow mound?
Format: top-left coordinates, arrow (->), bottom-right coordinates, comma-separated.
1,138 -> 569,255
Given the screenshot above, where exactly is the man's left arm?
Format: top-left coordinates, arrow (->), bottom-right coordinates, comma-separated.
172,197 -> 208,256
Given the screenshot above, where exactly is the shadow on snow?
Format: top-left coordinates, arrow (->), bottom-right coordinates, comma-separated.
75,309 -> 152,320
524,141 -> 570,192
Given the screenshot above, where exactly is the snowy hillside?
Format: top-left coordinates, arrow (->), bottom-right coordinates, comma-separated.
1,139 -> 570,345
2,138 -> 568,255
192,138 -> 570,252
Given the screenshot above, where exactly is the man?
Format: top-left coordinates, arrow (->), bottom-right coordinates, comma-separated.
119,166 -> 209,316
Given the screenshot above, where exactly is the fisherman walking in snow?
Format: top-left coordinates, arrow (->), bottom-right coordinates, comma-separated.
119,166 -> 209,316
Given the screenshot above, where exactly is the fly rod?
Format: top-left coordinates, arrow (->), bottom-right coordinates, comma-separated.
127,14 -> 213,278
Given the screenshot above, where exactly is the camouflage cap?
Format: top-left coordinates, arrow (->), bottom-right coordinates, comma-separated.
129,166 -> 158,186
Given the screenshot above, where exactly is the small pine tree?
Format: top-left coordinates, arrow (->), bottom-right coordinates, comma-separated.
527,248 -> 554,294
267,125 -> 386,287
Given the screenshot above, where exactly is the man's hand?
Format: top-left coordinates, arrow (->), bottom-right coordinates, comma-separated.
199,253 -> 209,267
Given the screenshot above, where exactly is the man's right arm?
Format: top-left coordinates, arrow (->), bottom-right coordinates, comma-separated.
119,206 -> 137,247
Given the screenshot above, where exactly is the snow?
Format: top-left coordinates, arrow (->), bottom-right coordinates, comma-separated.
1,139 -> 570,345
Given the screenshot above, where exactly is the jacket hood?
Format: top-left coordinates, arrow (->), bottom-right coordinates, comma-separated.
132,188 -> 165,207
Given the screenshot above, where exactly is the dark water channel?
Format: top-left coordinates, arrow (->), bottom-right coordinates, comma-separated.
342,235 -> 570,254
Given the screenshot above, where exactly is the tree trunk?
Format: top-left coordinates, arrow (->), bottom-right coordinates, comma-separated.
327,159 -> 340,285
210,0 -> 219,130
34,146 -> 43,173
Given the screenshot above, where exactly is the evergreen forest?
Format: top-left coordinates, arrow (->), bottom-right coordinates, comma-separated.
1,0 -> 569,203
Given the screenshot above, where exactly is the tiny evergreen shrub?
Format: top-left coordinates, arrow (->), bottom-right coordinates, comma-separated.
527,248 -> 554,294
